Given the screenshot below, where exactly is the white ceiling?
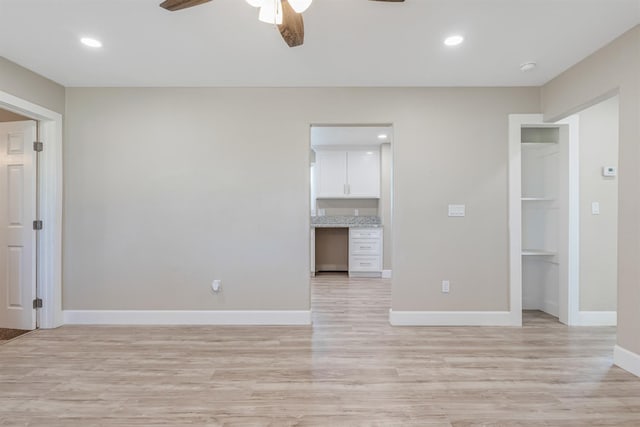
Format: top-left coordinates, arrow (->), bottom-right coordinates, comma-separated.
0,0 -> 638,87
311,126 -> 392,147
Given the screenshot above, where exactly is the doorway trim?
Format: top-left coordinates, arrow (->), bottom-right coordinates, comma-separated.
308,123 -> 394,278
508,114 -> 580,327
0,90 -> 63,329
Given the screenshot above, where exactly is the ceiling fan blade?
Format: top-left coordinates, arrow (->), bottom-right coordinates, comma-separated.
278,0 -> 304,48
159,0 -> 213,11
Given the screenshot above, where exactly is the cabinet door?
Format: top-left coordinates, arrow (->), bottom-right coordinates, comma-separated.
316,150 -> 347,198
347,150 -> 380,198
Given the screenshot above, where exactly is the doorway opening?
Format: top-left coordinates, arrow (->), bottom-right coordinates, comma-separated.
509,94 -> 619,327
568,95 -> 619,326
309,124 -> 393,317
0,108 -> 38,338
0,91 -> 63,331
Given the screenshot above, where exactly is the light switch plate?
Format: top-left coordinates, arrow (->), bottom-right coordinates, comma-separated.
592,202 -> 600,215
448,204 -> 466,217
442,280 -> 450,293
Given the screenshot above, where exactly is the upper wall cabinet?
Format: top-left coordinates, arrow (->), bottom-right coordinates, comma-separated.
315,148 -> 380,198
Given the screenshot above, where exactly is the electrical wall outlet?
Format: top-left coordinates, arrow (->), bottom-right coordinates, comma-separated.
442,280 -> 450,293
211,280 -> 221,293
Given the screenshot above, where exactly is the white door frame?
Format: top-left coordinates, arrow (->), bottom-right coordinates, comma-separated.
508,114 -> 579,326
0,90 -> 63,329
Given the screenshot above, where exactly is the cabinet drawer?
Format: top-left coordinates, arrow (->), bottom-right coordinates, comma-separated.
349,256 -> 381,271
350,239 -> 381,255
350,229 -> 382,239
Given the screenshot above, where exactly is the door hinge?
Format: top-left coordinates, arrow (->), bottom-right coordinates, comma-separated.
33,141 -> 43,152
33,298 -> 43,309
33,220 -> 43,231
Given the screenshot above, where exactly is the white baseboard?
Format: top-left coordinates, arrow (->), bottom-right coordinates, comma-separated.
576,311 -> 617,326
614,345 -> 640,377
349,271 -> 382,278
389,309 -> 517,326
63,310 -> 312,326
381,270 -> 392,279
543,300 -> 559,318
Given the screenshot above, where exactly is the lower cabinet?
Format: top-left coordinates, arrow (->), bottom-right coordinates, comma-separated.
349,228 -> 383,277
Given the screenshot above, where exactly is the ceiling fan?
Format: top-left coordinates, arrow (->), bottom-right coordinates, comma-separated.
159,0 -> 405,48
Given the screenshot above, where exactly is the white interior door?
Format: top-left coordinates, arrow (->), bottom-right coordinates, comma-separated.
0,121 -> 37,330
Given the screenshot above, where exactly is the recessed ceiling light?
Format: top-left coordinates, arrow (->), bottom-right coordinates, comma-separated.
80,37 -> 102,48
520,62 -> 537,72
378,134 -> 388,140
444,35 -> 464,47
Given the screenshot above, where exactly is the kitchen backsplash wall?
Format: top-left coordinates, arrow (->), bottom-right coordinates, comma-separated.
315,199 -> 379,216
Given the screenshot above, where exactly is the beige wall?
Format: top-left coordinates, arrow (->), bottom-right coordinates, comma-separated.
380,143 -> 392,270
542,26 -> 640,355
578,96 -> 619,311
0,57 -> 65,114
0,108 -> 30,122
64,87 -> 539,312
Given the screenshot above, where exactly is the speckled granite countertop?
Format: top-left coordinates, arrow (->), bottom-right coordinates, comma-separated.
311,216 -> 382,228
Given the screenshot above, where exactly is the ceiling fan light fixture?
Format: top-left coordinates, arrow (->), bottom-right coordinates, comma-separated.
444,35 -> 464,46
80,37 -> 103,48
258,0 -> 283,25
288,0 -> 312,13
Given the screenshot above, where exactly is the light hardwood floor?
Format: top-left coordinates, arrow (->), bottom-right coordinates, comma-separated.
1,274 -> 639,426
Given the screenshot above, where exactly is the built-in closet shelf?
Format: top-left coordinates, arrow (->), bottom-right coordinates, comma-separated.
522,249 -> 557,256
521,142 -> 558,147
521,197 -> 555,201
512,118 -> 568,319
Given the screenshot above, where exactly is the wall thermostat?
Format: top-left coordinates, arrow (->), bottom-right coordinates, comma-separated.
602,166 -> 617,177
448,204 -> 466,217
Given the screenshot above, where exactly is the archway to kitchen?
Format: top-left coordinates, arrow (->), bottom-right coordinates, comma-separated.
309,124 -> 393,324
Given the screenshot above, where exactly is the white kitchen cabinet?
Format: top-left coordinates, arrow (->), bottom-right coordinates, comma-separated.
347,150 -> 380,198
349,228 -> 383,277
315,148 -> 380,198
316,150 -> 348,198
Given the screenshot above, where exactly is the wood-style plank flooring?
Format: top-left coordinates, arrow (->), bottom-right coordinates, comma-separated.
1,274 -> 639,426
